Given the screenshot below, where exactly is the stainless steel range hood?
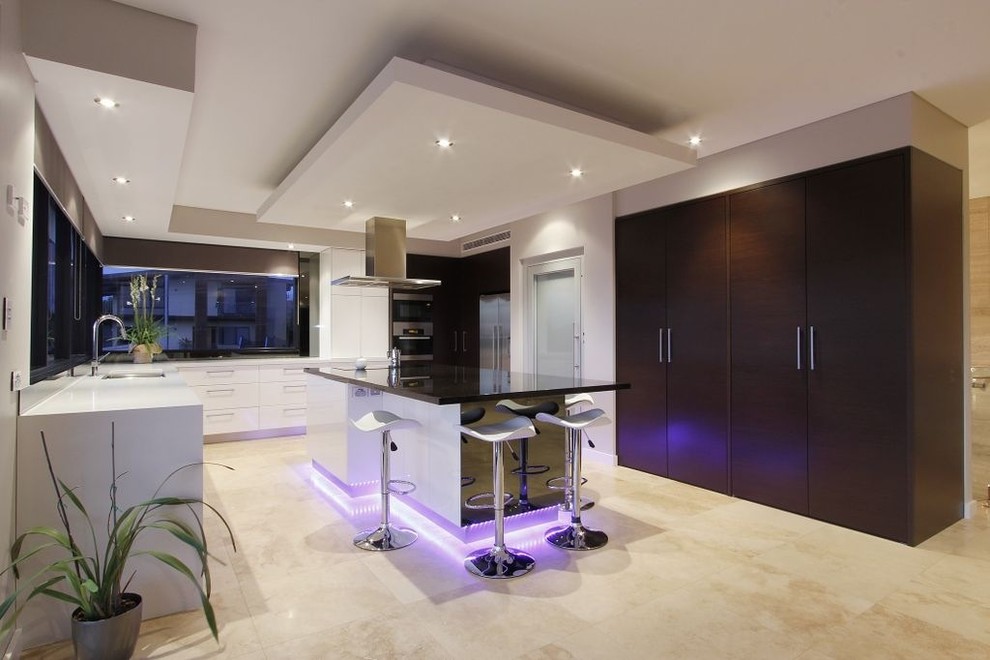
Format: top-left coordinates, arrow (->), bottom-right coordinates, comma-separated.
331,217 -> 440,289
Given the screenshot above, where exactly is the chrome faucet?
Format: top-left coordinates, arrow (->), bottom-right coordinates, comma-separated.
91,314 -> 127,376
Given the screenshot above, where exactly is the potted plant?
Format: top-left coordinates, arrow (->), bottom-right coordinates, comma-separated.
0,426 -> 235,660
127,274 -> 165,363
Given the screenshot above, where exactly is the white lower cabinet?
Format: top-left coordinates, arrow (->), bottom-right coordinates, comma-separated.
179,360 -> 327,438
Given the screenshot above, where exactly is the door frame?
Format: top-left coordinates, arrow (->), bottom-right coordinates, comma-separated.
524,254 -> 583,377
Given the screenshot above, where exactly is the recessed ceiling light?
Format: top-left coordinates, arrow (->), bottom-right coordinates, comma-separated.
435,138 -> 454,149
122,215 -> 135,223
570,168 -> 583,178
688,136 -> 702,147
94,97 -> 119,109
450,214 -> 461,223
111,177 -> 130,184
343,200 -> 354,208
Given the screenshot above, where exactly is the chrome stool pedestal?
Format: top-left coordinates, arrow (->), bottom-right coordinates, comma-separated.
536,408 -> 610,551
459,417 -> 538,579
350,410 -> 419,552
495,399 -> 559,511
546,393 -> 596,513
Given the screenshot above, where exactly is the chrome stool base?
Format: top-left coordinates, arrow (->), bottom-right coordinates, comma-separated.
353,523 -> 418,552
545,523 -> 608,551
465,545 -> 535,579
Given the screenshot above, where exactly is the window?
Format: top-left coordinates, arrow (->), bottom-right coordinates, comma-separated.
30,174 -> 102,382
101,268 -> 299,356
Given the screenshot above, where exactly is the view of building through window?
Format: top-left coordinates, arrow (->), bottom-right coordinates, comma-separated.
102,268 -> 299,354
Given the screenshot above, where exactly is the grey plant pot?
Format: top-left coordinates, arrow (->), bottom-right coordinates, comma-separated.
71,593 -> 143,660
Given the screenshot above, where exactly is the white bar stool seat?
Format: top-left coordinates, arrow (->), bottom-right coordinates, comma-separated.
459,416 -> 538,579
350,410 -> 420,552
536,408 -> 611,551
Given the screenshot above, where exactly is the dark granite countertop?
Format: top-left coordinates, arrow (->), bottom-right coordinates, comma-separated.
305,363 -> 630,405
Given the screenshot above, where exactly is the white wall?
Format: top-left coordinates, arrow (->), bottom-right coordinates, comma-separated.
616,92 -> 963,216
510,194 -> 617,458
0,0 -> 38,610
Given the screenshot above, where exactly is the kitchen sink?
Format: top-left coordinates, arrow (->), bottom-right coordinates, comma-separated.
102,370 -> 166,379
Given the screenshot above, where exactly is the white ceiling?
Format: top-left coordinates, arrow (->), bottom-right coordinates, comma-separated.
36,0 -> 990,249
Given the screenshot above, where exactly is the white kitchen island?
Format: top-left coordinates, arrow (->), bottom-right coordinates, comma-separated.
15,367 -> 204,648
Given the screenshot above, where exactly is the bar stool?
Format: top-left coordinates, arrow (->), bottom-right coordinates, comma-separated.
459,406 -> 486,488
350,410 -> 419,551
547,393 -> 596,512
459,416 -> 538,579
495,399 -> 559,510
536,408 -> 610,551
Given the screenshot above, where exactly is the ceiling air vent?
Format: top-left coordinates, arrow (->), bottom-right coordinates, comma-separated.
462,230 -> 511,253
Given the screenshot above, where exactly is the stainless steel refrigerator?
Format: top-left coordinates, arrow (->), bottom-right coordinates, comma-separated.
479,293 -> 510,372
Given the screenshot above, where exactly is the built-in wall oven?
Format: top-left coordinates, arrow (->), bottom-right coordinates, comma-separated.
392,293 -> 433,361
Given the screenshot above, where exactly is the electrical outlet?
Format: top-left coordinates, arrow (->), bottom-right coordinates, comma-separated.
10,370 -> 23,392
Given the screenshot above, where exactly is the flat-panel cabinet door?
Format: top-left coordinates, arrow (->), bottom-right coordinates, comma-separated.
665,197 -> 729,493
806,154 -> 909,541
729,179 -> 809,514
616,211 -> 668,476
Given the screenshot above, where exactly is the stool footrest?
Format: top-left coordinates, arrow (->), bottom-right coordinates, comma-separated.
465,491 -> 515,510
510,464 -> 551,476
546,475 -> 588,490
387,479 -> 416,495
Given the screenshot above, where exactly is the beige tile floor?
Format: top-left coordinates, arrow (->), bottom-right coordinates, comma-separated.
23,435 -> 990,659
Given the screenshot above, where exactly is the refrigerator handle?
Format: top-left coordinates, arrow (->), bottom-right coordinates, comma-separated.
492,326 -> 498,371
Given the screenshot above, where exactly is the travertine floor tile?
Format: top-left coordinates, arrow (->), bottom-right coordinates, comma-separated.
20,434 -> 990,659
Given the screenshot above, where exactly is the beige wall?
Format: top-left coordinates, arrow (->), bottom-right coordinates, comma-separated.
971,197 -> 990,366
0,0 -> 38,609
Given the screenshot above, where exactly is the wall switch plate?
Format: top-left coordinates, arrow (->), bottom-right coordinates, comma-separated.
16,196 -> 29,224
4,184 -> 14,214
11,370 -> 23,392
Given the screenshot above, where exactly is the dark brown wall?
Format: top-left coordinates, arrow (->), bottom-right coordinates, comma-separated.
102,237 -> 299,276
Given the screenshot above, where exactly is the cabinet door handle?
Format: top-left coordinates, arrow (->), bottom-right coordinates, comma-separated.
658,328 -> 664,363
462,331 -> 467,353
206,369 -> 235,377
283,384 -> 306,392
206,388 -> 235,396
453,331 -> 458,352
796,326 -> 802,370
809,325 -> 817,371
667,328 -> 672,364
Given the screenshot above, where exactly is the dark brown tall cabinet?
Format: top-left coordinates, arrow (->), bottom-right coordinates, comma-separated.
617,148 -> 964,545
616,197 -> 730,493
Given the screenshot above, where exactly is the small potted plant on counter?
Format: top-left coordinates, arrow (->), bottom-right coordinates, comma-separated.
128,274 -> 165,363
0,425 -> 235,660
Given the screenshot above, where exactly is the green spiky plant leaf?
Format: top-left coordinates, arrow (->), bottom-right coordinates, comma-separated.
0,424 -> 236,642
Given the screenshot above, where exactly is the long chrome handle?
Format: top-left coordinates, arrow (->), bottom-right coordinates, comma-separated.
492,326 -> 497,371
796,326 -> 802,370
667,328 -> 672,363
659,328 -> 664,363
809,325 -> 816,371
462,331 -> 467,353
453,331 -> 458,352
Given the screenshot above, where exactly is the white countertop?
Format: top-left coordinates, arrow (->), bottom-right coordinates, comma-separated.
20,367 -> 200,416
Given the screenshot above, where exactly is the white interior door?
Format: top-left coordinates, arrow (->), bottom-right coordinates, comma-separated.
528,257 -> 582,379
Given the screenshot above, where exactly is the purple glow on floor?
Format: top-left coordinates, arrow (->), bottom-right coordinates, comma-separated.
309,462 -> 559,555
